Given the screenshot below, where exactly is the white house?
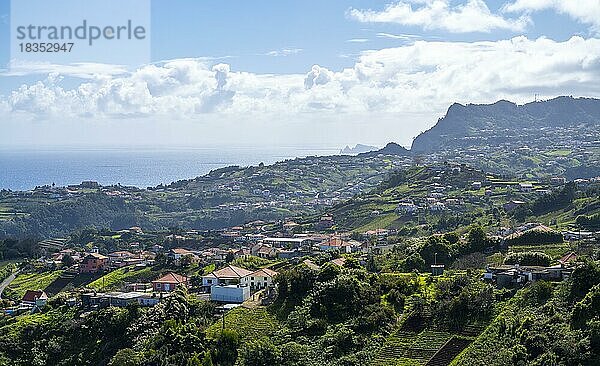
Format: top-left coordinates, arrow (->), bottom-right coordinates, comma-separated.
397,202 -> 418,215
240,268 -> 278,290
202,265 -> 253,288
211,285 -> 250,303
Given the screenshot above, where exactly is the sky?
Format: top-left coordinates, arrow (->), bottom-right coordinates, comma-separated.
0,0 -> 599,149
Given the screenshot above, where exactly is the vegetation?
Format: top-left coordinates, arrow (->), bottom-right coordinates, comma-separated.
453,262 -> 600,365
3,270 -> 62,301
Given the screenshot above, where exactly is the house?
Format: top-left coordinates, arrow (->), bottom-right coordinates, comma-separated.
318,237 -> 352,253
210,285 -> 250,303
558,252 -> 578,267
151,272 -> 189,292
241,268 -> 278,290
316,214 -> 334,230
202,265 -> 253,289
107,251 -> 137,267
519,183 -> 534,192
81,292 -> 166,308
80,253 -> 108,273
396,202 -> 419,215
364,229 -> 389,240
330,257 -> 346,267
303,259 -> 321,271
262,237 -> 309,249
429,202 -> 446,212
503,200 -> 526,212
233,248 -> 251,259
252,244 -> 278,259
168,248 -> 199,266
21,290 -> 48,307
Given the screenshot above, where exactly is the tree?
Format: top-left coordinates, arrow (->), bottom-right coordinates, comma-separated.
238,337 -> 281,366
504,252 -> 551,267
109,349 -> 140,366
211,329 -> 240,366
466,226 -> 489,253
61,254 -> 75,267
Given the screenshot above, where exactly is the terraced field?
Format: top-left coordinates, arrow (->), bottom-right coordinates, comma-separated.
371,330 -> 454,366
3,270 -> 63,300
205,306 -> 280,341
509,243 -> 572,260
87,266 -> 159,291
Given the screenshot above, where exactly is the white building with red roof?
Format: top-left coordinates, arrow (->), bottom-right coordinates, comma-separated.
151,272 -> 189,292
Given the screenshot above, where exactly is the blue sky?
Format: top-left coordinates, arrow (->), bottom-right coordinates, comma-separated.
1,0 -> 589,75
0,0 -> 599,148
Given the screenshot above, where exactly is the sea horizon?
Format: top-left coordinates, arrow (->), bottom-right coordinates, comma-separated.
0,145 -> 346,191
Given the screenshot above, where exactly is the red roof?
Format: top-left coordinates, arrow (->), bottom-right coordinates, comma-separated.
171,248 -> 193,255
22,290 -> 48,303
320,237 -> 350,247
152,272 -> 188,284
559,252 -> 577,264
212,265 -> 253,279
250,268 -> 278,278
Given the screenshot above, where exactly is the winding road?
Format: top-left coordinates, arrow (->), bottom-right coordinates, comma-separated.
0,270 -> 20,299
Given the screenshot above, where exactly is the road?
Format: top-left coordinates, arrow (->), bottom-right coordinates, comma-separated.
0,270 -> 19,299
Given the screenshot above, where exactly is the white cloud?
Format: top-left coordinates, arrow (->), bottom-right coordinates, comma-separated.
349,0 -> 530,33
5,60 -> 129,79
265,48 -> 303,57
346,38 -> 369,43
503,0 -> 600,33
2,36 -> 600,124
376,32 -> 422,40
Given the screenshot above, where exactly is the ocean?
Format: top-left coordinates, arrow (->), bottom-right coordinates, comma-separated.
0,146 -> 339,191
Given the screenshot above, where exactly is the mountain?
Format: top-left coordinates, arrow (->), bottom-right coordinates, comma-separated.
339,144 -> 379,155
411,96 -> 600,153
359,142 -> 411,157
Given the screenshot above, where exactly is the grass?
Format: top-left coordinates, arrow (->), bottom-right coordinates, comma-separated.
87,266 -> 159,291
0,261 -> 18,281
545,149 -> 572,157
4,270 -> 63,300
355,213 -> 400,232
205,307 -> 280,342
509,243 -> 573,260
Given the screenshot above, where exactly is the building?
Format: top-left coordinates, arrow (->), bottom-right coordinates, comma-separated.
318,237 -> 352,253
503,200 -> 526,212
151,272 -> 189,292
80,253 -> 108,273
252,244 -> 278,259
168,248 -> 199,266
21,290 -> 48,307
316,214 -> 334,230
81,291 -> 165,308
431,264 -> 445,276
519,183 -> 534,192
202,265 -> 253,289
107,251 -> 138,267
210,285 -> 250,303
262,237 -> 309,249
396,202 -> 419,215
241,268 -> 278,290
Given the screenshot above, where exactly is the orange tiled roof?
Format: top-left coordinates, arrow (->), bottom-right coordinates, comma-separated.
152,272 -> 188,284
212,265 -> 253,279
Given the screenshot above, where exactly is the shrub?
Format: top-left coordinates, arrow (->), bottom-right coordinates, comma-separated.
504,252 -> 551,266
